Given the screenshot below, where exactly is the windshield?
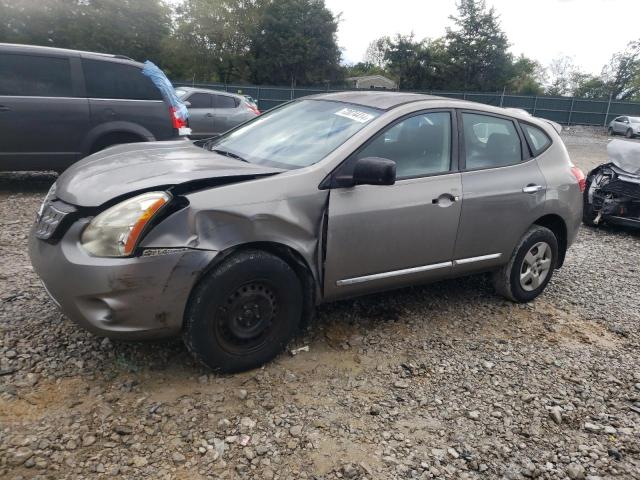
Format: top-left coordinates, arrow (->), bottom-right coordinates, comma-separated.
208,100 -> 381,169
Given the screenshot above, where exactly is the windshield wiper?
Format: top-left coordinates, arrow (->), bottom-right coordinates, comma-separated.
211,148 -> 248,163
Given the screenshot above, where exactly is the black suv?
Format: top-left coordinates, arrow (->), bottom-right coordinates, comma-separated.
0,43 -> 185,172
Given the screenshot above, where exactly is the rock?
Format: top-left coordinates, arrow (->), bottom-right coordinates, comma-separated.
289,425 -> 303,437
584,422 -> 602,433
239,417 -> 256,432
114,425 -> 133,435
607,448 -> 622,460
393,380 -> 410,389
244,447 -> 255,460
567,463 -> 585,480
5,349 -> 17,358
132,456 -> 148,467
549,406 -> 563,425
468,410 -> 480,420
172,452 -> 186,464
82,434 -> 97,447
342,463 -> 358,479
604,425 -> 617,434
9,447 -> 33,466
236,389 -> 248,400
447,447 -> 459,459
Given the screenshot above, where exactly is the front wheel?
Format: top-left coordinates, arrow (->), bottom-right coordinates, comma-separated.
608,127 -> 614,136
625,129 -> 634,139
183,250 -> 303,373
493,226 -> 558,303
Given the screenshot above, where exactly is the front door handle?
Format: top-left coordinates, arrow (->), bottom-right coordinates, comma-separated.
522,184 -> 545,194
0,105 -> 10,112
206,113 -> 214,118
432,193 -> 460,206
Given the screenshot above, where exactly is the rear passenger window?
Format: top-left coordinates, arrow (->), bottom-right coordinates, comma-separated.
0,53 -> 72,97
186,93 -> 212,108
82,59 -> 162,100
521,124 -> 551,156
354,111 -> 452,178
462,113 -> 521,170
214,94 -> 237,109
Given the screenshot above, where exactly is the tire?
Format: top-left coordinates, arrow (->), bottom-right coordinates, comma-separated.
625,129 -> 633,139
492,226 -> 558,303
608,127 -> 614,136
183,250 -> 303,373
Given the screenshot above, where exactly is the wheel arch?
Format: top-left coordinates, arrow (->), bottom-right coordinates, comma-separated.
188,241 -> 318,329
82,121 -> 156,155
533,214 -> 568,267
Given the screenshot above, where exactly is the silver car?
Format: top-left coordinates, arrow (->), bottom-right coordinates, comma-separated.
608,116 -> 640,138
175,87 -> 260,138
29,92 -> 584,372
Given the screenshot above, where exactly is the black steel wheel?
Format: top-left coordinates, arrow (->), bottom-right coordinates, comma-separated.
184,250 -> 303,373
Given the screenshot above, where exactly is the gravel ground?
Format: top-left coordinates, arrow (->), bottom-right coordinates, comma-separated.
1,129 -> 640,480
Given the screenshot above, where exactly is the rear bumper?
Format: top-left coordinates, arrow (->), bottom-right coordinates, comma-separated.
28,220 -> 217,340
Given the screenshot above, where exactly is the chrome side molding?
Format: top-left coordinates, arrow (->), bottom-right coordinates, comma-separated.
336,253 -> 502,287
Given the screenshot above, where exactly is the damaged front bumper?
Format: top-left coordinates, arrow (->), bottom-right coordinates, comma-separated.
586,162 -> 640,227
28,220 -> 217,340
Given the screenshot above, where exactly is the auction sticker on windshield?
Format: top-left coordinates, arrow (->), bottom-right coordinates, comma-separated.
334,107 -> 375,123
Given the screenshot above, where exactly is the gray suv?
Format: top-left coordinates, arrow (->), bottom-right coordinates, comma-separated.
0,43 -> 186,172
29,92 -> 584,373
175,87 -> 259,138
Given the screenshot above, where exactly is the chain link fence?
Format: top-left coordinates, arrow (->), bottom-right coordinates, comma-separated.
175,81 -> 640,126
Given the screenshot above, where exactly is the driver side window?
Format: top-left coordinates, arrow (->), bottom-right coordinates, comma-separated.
354,112 -> 452,178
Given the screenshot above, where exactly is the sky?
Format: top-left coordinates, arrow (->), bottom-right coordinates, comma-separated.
324,0 -> 639,75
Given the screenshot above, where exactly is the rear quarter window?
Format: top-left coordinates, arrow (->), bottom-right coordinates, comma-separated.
82,59 -> 162,101
521,123 -> 552,156
0,53 -> 73,97
214,94 -> 238,108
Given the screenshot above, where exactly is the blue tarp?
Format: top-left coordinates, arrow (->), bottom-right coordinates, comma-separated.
141,60 -> 189,122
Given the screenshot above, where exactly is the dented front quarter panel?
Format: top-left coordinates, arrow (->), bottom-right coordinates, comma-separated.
141,169 -> 331,296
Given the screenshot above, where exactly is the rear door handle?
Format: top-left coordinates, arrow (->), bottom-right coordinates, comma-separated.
205,113 -> 214,118
0,105 -> 10,112
522,184 -> 544,194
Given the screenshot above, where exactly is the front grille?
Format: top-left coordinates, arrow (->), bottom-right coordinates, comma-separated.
34,199 -> 77,240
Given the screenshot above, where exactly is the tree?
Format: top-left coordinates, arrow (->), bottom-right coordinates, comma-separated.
545,56 -> 580,96
0,0 -> 172,63
248,0 -> 342,86
507,55 -> 544,95
169,0 -> 263,83
601,40 -> 640,100
572,73 -> 609,99
445,0 -> 512,91
363,37 -> 388,68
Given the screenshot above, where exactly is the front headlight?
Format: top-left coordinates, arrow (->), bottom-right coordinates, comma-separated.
81,191 -> 171,257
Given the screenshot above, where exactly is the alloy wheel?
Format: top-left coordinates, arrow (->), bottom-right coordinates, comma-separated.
519,242 -> 552,292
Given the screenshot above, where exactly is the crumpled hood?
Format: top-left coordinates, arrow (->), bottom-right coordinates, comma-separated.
608,139 -> 640,176
56,140 -> 284,207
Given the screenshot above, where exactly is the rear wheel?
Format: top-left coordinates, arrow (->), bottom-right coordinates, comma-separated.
493,226 -> 558,303
183,250 -> 303,373
625,128 -> 633,139
608,127 -> 614,136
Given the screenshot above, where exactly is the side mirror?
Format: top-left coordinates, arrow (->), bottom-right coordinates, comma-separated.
183,101 -> 192,108
352,157 -> 396,186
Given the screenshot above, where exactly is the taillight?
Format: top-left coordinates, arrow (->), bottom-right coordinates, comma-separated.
170,106 -> 187,129
571,166 -> 586,192
246,104 -> 260,115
